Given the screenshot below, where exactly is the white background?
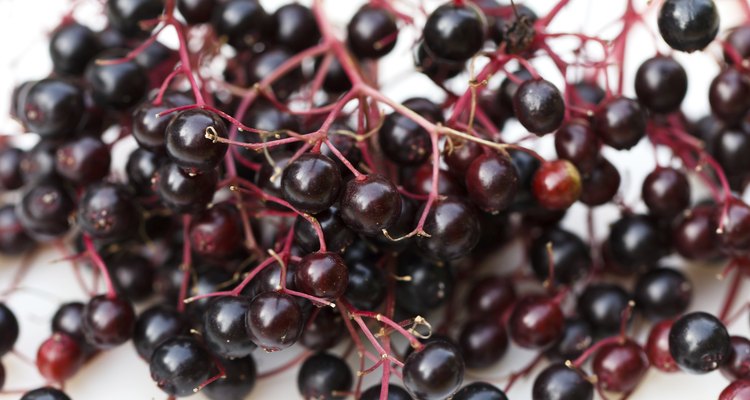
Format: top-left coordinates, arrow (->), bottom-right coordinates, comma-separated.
0,0 -> 748,399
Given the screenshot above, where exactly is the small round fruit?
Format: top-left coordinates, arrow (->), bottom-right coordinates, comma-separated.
658,0 -> 719,52
669,311 -> 731,373
532,160 -> 582,210
403,340 -> 465,400
513,79 -> 565,135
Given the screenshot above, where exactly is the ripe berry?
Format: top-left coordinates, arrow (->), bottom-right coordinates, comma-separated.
642,167 -> 691,218
530,227 -> 591,285
22,79 -> 84,138
532,160 -> 582,210
81,295 -> 136,349
673,205 -> 721,260
246,48 -> 304,100
107,0 -> 165,37
396,255 -> 453,316
465,275 -> 516,318
0,205 -> 35,255
300,307 -> 345,351
453,382 -> 508,400
20,388 -> 72,400
403,340 -> 465,400
465,153 -> 519,213
340,174 -> 401,235
77,183 -> 140,241
166,109 -> 228,172
345,258 -> 386,311
423,3 -> 487,62
458,318 -> 509,369
554,119 -> 600,174
417,197 -> 481,260
634,267 -> 692,321
577,283 -> 631,336
532,363 -> 594,400
580,157 -> 621,207
155,161 -> 218,214
0,304 -> 19,356
16,180 -> 75,240
546,318 -> 593,362
607,214 -> 665,272
133,305 -> 187,360
211,0 -> 269,50
203,355 -> 256,400
594,96 -> 647,150
281,153 -> 342,214
513,79 -> 565,135
49,23 -> 101,75
246,291 -> 303,352
669,311 -> 731,373
177,0 -> 216,25
361,384 -> 413,400
203,296 -> 256,358
379,98 -> 442,166
55,136 -> 110,185
297,353 -> 353,400
294,207 -> 354,253
726,25 -> 750,63
150,336 -> 216,396
635,55 -> 688,113
658,0 -> 719,52
295,252 -> 349,301
347,5 -> 398,59
108,252 -> 155,302
86,50 -> 149,110
709,68 -> 750,124
272,3 -> 319,52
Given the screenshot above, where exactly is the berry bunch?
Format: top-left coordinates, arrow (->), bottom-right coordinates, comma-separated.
2,0 -> 750,399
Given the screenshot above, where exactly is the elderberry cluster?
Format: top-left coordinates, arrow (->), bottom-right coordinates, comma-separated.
2,0 -> 750,399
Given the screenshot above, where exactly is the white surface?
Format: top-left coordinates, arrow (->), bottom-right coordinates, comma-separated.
0,0 -> 748,399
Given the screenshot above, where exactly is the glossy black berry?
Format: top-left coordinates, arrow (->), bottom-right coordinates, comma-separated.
634,267 -> 692,321
340,174 -> 401,235
577,283 -> 631,336
417,197 -> 481,260
166,109 -> 228,172
55,136 -> 111,185
658,0 -> 719,53
465,154 -> 519,213
513,79 -> 565,135
107,0 -> 165,37
211,0 -> 269,50
453,382 -> 508,400
246,291 -> 303,352
532,363 -> 594,400
150,336 -> 216,396
642,167 -> 691,218
529,228 -> 591,286
203,296 -> 256,358
77,183 -> 140,240
22,79 -> 84,138
272,3 -> 319,51
86,50 -> 149,110
347,5 -> 398,59
403,340 -> 465,400
133,305 -> 187,360
16,180 -> 75,240
634,55 -> 688,113
281,153 -> 342,214
396,255 -> 453,316
20,388 -> 72,400
709,68 -> 750,124
607,214 -> 665,272
593,96 -> 647,150
81,295 -> 136,349
203,355 -> 256,400
155,161 -> 218,214
423,3 -> 487,62
0,304 -> 19,356
297,353 -> 353,400
361,384 -> 413,400
49,23 -> 101,75
669,311 -> 731,373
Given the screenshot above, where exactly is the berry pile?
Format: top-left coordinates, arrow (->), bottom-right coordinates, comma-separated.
2,0 -> 750,399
